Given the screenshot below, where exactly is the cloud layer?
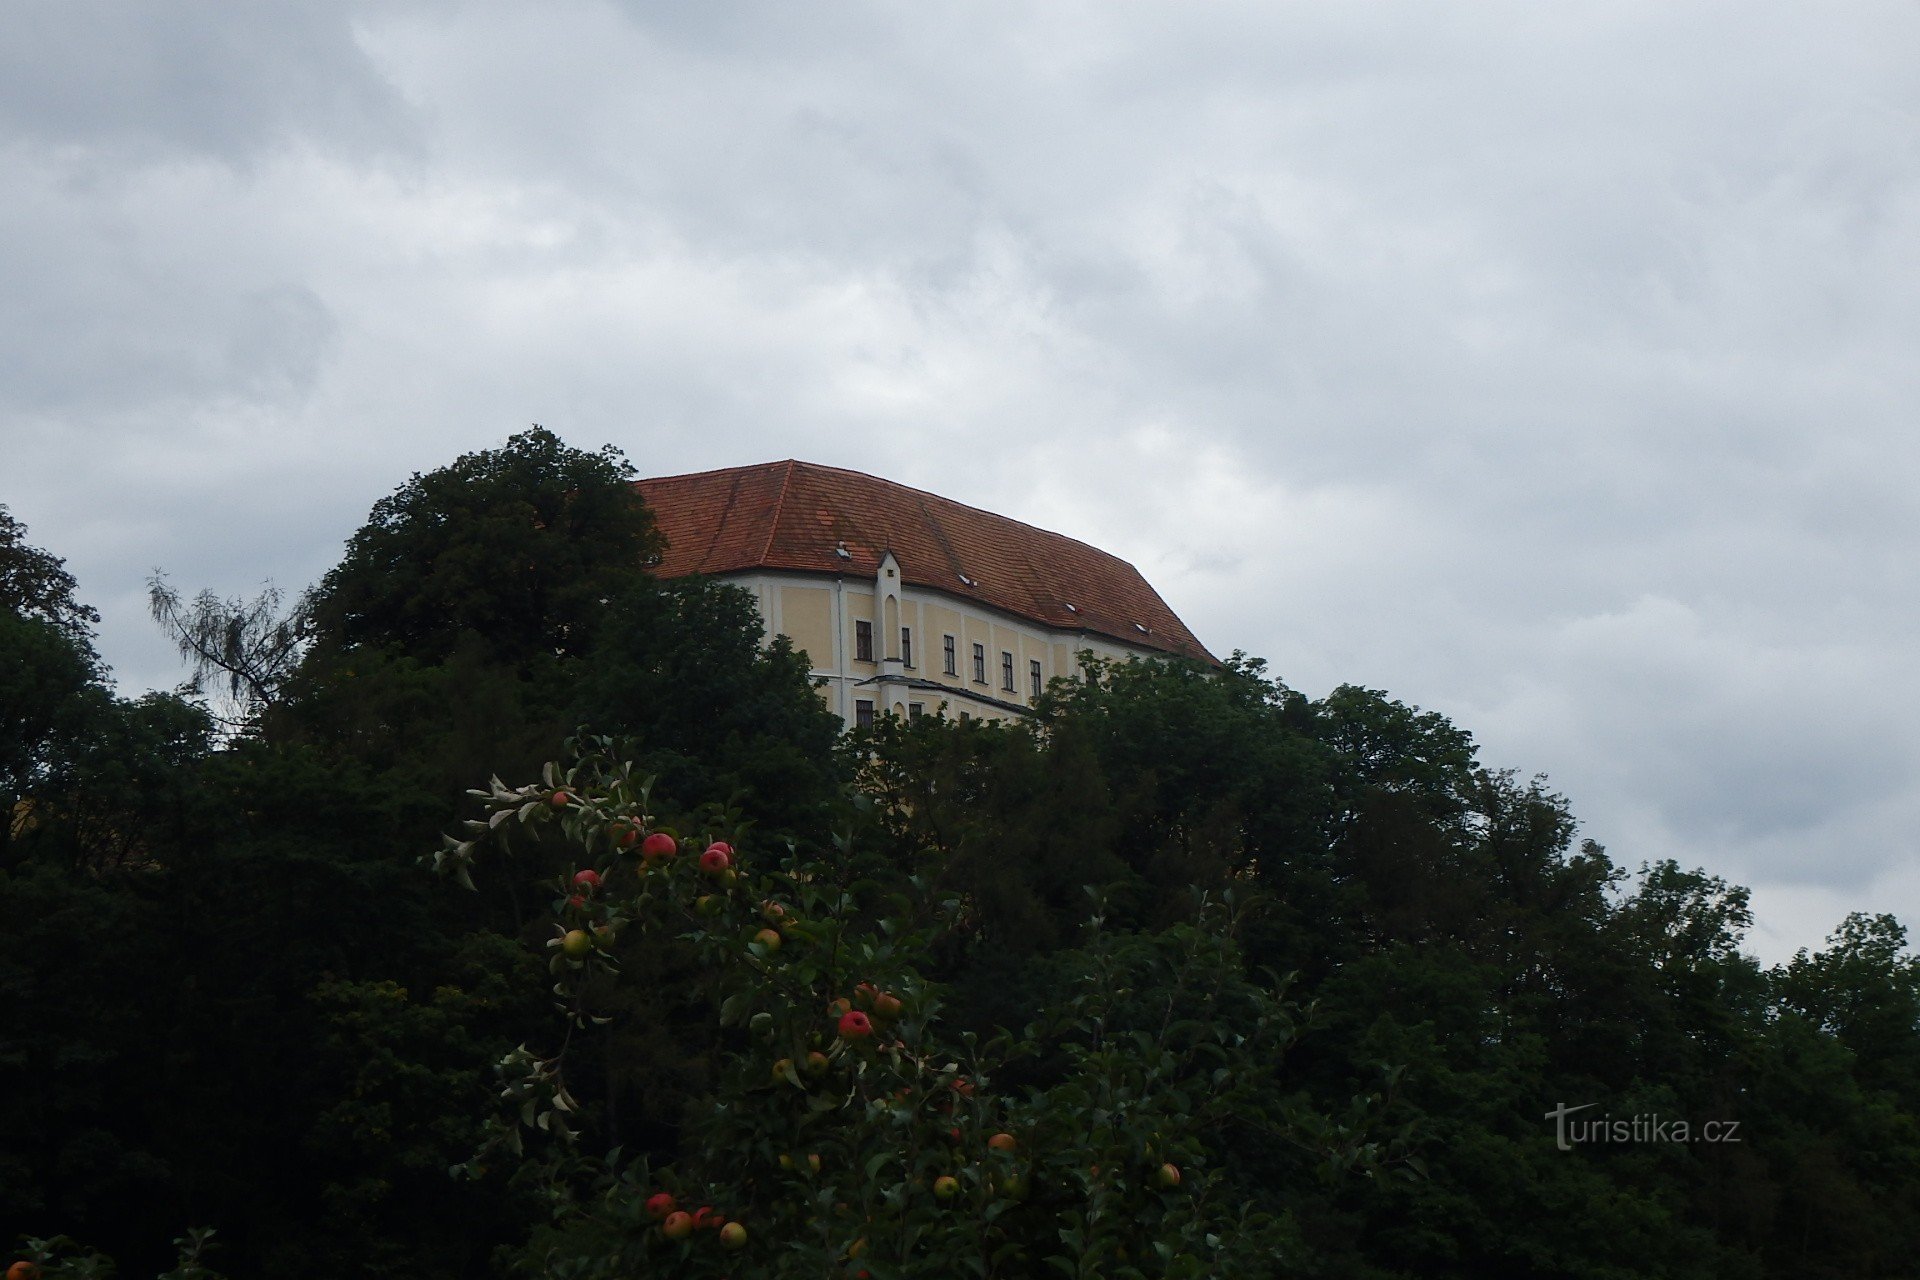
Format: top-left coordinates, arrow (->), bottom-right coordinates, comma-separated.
4,0 -> 1915,962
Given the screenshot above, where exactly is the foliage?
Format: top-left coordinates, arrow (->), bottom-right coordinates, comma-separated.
571,575 -> 848,841
0,505 -> 100,641
146,574 -> 313,732
303,426 -> 659,667
435,742 -> 1349,1277
7,445 -> 1920,1278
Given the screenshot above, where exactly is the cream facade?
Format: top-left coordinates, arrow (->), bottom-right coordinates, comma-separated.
721,554 -> 1155,729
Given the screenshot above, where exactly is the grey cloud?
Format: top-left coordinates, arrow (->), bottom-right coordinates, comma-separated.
2,1 -> 1915,965
0,1 -> 415,167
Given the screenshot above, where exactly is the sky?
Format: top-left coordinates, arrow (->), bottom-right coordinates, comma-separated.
3,1 -> 1915,965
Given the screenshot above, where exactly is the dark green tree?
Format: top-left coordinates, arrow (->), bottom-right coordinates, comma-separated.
304,426 -> 660,667
0,505 -> 101,641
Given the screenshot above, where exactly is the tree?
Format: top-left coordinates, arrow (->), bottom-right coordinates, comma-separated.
0,505 -> 100,642
571,575 -> 847,841
147,574 -> 313,732
432,742 -> 1345,1278
0,510 -> 110,868
303,426 -> 660,667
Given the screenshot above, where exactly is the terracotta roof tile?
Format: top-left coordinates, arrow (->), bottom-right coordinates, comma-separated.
634,461 -> 1216,663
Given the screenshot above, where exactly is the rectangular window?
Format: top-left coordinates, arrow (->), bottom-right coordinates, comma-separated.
1030,659 -> 1043,699
908,702 -> 923,720
972,643 -> 986,683
855,619 -> 873,663
855,699 -> 875,729
943,634 -> 957,675
900,626 -> 913,668
1001,651 -> 1015,691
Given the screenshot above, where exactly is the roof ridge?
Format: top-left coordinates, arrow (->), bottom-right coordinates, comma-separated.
783,461 -> 1134,568
632,461 -> 1217,663
761,459 -> 796,566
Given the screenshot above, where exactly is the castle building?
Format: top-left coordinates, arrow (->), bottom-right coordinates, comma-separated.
633,461 -> 1215,729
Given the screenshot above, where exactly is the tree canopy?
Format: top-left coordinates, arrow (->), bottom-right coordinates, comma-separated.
6,441 -> 1919,1279
305,426 -> 661,666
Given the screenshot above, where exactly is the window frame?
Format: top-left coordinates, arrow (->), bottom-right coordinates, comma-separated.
971,642 -> 986,684
854,619 -> 873,663
855,698 -> 875,729
900,626 -> 913,668
1001,651 -> 1015,691
1030,659 -> 1043,699
943,634 -> 957,676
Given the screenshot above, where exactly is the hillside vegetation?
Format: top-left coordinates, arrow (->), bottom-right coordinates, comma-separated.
3,432 -> 1915,1278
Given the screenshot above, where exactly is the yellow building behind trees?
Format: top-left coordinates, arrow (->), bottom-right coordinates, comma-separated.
635,461 -> 1214,729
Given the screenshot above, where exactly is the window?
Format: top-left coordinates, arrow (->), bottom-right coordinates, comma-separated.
1001,651 -> 1015,691
943,634 -> 956,676
855,620 -> 873,662
855,699 -> 875,729
1030,659 -> 1043,699
971,643 -> 986,683
900,626 -> 913,668
908,702 -> 923,720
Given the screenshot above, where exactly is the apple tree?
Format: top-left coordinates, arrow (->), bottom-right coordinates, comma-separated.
436,738 -> 1318,1278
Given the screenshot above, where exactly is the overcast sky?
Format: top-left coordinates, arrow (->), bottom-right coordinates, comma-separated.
4,1 -> 1914,964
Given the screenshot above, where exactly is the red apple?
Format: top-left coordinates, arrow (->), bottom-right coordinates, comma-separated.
753,928 -> 782,952
549,790 -> 570,808
699,846 -> 732,875
645,1191 -> 676,1219
611,822 -> 639,848
872,992 -> 903,1019
804,1050 -> 829,1076
1156,1162 -> 1181,1188
987,1132 -> 1017,1152
661,1210 -> 693,1240
571,868 -> 601,890
640,832 -> 677,862
837,1010 -> 873,1040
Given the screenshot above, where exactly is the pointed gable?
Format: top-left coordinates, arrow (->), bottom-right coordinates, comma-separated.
634,461 -> 1216,664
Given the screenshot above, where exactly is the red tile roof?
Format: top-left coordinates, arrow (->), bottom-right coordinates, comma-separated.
634,461 -> 1216,663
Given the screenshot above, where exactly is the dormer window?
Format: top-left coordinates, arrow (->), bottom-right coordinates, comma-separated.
957,572 -> 977,587
1132,623 -> 1149,635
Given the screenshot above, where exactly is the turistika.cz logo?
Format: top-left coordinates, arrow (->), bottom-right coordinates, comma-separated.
1545,1102 -> 1742,1152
